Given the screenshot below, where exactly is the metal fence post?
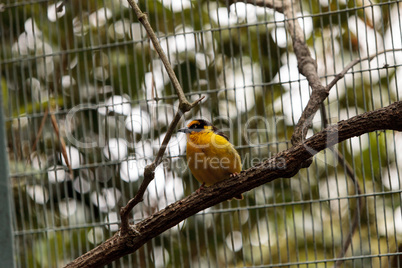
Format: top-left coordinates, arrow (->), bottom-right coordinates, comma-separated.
0,87 -> 15,267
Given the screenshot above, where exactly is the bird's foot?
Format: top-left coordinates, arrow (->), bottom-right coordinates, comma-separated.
229,173 -> 243,200
196,183 -> 206,194
230,172 -> 239,178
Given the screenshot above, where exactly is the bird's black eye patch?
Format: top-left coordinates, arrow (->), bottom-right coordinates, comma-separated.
187,119 -> 212,131
189,123 -> 200,129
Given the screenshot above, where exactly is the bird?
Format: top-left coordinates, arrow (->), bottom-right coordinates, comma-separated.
178,119 -> 243,200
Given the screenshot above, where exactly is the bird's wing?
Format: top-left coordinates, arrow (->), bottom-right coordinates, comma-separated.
212,126 -> 229,141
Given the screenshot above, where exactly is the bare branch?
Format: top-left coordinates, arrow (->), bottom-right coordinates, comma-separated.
119,0 -> 205,234
326,48 -> 402,91
126,0 -> 199,111
233,0 -> 327,146
119,109 -> 184,230
28,107 -> 49,164
244,0 -> 401,156
332,148 -> 364,268
280,0 -> 329,146
229,0 -> 285,13
65,101 -> 402,268
50,112 -> 73,175
320,104 -> 364,267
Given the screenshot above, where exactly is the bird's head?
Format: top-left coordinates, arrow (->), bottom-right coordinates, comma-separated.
178,119 -> 214,135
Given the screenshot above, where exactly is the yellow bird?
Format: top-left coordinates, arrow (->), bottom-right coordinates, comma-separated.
178,119 -> 243,199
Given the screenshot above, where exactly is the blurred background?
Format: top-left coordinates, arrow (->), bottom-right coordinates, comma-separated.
1,0 -> 402,267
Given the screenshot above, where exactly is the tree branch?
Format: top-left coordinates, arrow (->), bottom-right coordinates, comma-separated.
320,104 -> 364,267
230,0 -> 285,13
326,48 -> 402,91
280,0 -> 328,146
126,0 -> 197,111
119,110 -> 186,230
332,148 -> 364,268
119,0 -> 205,234
242,0 -> 400,160
230,0 -> 327,146
64,101 -> 402,268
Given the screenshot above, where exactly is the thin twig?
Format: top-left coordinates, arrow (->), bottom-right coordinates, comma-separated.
332,148 -> 364,268
119,110 -> 184,229
321,104 -> 364,268
27,108 -> 49,164
120,0 -> 205,235
49,112 -> 73,175
126,0 -> 195,111
229,0 -> 285,13
326,48 -> 402,92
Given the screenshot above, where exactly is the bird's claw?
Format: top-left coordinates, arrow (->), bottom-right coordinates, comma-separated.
196,183 -> 206,194
230,172 -> 239,178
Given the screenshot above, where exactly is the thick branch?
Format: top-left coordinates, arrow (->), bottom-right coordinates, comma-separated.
65,101 -> 402,268
243,0 -> 400,153
232,0 -> 327,146
280,0 -> 328,145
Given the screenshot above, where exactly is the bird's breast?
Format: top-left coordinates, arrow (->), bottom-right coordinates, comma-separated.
186,132 -> 241,186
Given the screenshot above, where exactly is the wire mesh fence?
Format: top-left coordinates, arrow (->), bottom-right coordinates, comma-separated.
1,0 -> 402,267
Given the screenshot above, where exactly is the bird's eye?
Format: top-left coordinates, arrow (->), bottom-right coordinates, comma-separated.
190,124 -> 198,129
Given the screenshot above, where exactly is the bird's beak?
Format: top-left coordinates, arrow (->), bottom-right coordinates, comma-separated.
178,127 -> 191,133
